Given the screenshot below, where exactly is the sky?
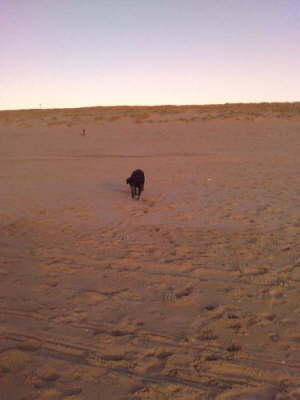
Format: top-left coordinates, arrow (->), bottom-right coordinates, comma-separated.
1,0 -> 300,110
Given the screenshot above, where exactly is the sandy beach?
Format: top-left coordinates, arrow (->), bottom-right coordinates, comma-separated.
1,104 -> 300,399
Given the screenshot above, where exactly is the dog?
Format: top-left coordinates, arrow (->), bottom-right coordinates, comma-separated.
126,169 -> 145,200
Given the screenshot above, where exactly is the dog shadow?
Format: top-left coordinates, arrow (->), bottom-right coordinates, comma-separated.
100,182 -> 128,196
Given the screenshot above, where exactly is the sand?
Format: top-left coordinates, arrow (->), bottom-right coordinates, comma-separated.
1,104 -> 300,399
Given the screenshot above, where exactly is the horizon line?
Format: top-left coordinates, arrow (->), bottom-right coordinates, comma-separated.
1,101 -> 300,113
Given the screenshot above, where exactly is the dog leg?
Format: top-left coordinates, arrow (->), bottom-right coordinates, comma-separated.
131,185 -> 135,199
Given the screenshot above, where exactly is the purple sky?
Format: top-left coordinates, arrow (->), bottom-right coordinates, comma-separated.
1,0 -> 300,109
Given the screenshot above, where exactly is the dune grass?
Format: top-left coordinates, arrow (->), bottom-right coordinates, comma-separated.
1,102 -> 299,126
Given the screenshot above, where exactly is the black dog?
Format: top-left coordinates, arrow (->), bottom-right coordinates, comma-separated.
126,169 -> 145,200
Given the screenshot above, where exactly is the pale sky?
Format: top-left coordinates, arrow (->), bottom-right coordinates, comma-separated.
1,0 -> 300,110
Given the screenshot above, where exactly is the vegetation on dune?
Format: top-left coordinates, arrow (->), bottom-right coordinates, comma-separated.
0,102 -> 299,126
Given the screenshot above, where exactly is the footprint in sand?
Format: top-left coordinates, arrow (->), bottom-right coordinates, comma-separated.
126,199 -> 156,217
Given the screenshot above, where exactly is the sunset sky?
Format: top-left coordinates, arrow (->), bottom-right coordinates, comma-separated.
1,0 -> 300,110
